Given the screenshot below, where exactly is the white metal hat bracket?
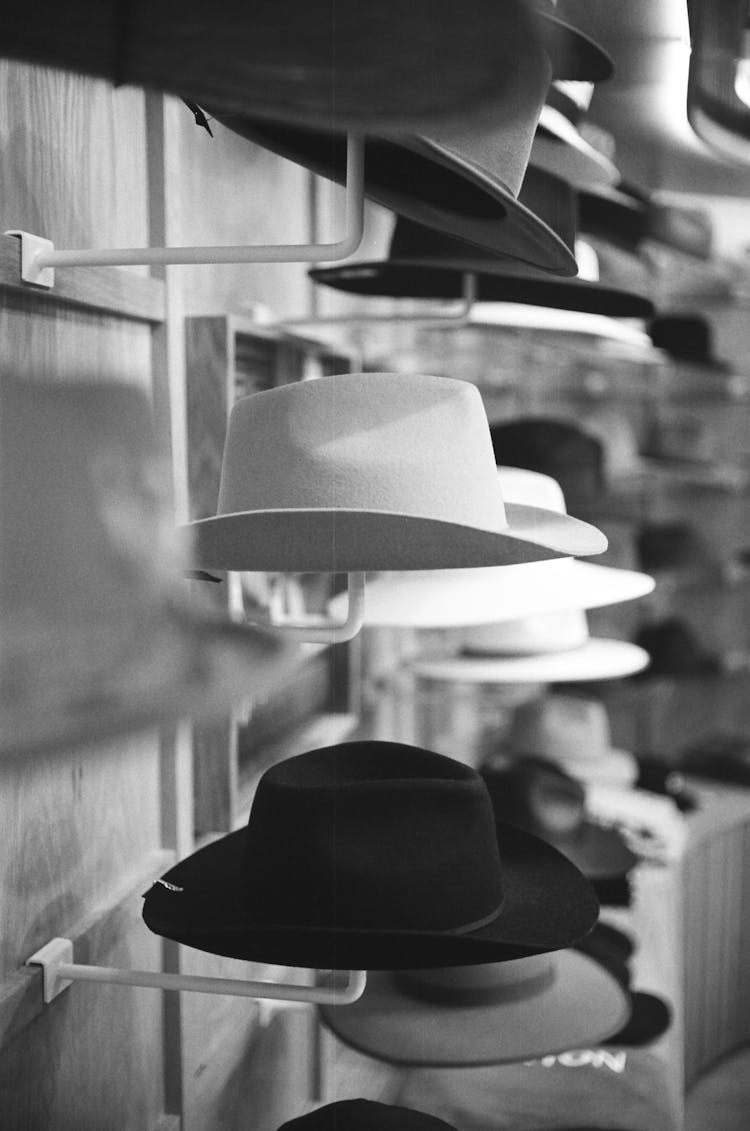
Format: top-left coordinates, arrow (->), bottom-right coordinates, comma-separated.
5,134 -> 365,287
27,937 -> 366,1007
282,271 -> 478,332
228,570 -> 366,644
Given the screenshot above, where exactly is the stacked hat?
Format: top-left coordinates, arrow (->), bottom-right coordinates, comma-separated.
328,467 -> 653,629
278,1101 -> 458,1131
143,741 -> 599,969
414,609 -> 649,686
185,373 -> 606,576
505,695 -> 639,791
308,167 -> 653,317
488,418 -> 605,500
0,376 -> 302,757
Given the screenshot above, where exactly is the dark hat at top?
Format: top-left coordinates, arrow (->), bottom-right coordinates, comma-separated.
488,418 -> 605,501
0,0 -> 562,135
208,42 -> 580,277
142,741 -> 598,970
633,618 -> 721,680
648,315 -> 729,371
480,758 -> 637,881
533,0 -> 614,82
278,1102 -> 457,1131
309,167 -> 653,318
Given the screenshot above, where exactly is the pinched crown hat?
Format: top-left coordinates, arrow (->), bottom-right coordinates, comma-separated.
309,169 -> 653,318
532,0 -> 613,81
1,0 -> 560,135
208,44 -> 579,277
142,741 -> 599,969
414,609 -> 649,685
0,376 -> 300,757
318,948 -> 629,1067
507,695 -> 640,789
185,373 -> 606,574
327,467 -> 651,629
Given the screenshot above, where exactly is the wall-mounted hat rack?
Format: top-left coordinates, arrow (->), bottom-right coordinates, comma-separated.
27,937 -> 366,1007
228,571 -> 367,644
5,134 -> 364,288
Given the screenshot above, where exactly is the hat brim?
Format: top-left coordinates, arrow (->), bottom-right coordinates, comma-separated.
317,950 -> 629,1067
414,640 -> 650,684
142,820 -> 599,970
209,115 -> 577,276
329,559 -> 654,629
548,820 -> 638,881
540,15 -> 614,83
185,502 -> 607,573
0,605 -> 302,758
532,118 -> 620,190
308,259 -> 653,318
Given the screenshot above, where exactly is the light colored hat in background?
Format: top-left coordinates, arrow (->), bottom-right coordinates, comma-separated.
186,373 -> 606,574
329,467 -> 651,628
531,80 -> 620,188
318,950 -> 629,1067
507,694 -> 640,788
0,377 -> 301,757
413,608 -> 649,684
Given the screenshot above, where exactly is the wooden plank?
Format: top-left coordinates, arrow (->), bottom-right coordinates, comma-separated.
0,236 -> 165,323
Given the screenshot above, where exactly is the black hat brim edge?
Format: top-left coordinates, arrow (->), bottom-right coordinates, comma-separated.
316,950 -> 630,1067
207,114 -> 577,277
540,15 -> 614,83
142,821 -> 599,970
609,990 -> 672,1046
548,820 -> 639,881
309,259 -> 654,318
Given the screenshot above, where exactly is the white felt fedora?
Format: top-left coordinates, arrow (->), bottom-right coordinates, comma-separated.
508,695 -> 639,789
531,81 -> 620,189
413,609 -> 649,684
0,377 -> 301,758
186,374 -> 606,574
329,467 -> 651,628
318,950 -> 630,1068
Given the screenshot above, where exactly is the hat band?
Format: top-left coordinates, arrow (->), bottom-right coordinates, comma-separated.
395,957 -> 556,1006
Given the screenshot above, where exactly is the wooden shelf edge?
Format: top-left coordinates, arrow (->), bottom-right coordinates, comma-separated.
0,237 -> 166,324
0,847 -> 175,1052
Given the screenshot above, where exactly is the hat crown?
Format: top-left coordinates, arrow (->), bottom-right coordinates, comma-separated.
280,1101 -> 457,1131
482,761 -> 585,841
397,952 -> 555,1004
462,608 -> 590,656
214,372 -> 507,533
489,418 -> 604,497
241,741 -> 506,933
497,465 -> 567,514
648,314 -> 716,363
509,694 -> 613,763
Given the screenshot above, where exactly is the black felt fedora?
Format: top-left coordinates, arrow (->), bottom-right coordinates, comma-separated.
142,741 -> 599,969
309,170 -> 653,317
489,418 -> 605,501
648,314 -> 729,371
207,44 -> 579,277
278,1101 -> 458,1131
633,618 -> 721,679
0,0 -> 559,135
480,758 -> 637,881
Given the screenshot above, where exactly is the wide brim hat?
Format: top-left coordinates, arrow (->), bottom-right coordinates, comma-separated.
576,926 -> 672,1047
317,950 -> 629,1067
143,741 -> 599,969
309,167 -> 652,318
0,376 -> 302,758
1,0 -> 561,136
208,56 -> 581,278
531,81 -> 620,189
185,373 -> 607,574
329,466 -> 652,628
480,760 -> 638,881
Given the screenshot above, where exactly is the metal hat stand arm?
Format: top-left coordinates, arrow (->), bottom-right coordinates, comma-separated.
5,134 -> 365,287
281,270 -> 478,332
227,570 -> 367,644
27,938 -> 367,1007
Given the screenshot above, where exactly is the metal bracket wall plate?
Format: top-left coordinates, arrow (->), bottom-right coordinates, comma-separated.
5,231 -> 55,288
